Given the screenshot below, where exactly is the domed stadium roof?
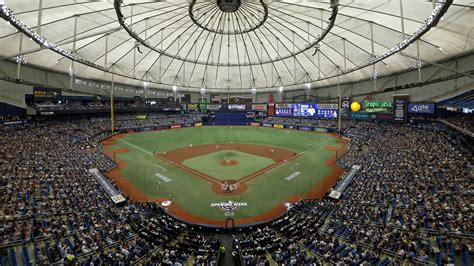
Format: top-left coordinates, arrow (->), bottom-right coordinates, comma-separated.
0,0 -> 472,93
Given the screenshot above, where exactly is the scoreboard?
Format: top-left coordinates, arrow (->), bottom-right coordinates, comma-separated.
275,103 -> 338,119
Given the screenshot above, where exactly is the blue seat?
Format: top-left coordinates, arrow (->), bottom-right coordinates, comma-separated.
9,248 -> 17,266
22,246 -> 31,266
461,246 -> 470,266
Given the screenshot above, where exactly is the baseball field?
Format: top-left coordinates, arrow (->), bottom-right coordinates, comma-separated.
101,126 -> 348,226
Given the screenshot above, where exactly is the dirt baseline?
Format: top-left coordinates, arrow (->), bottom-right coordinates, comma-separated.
101,130 -> 350,227
159,143 -> 296,164
156,143 -> 298,196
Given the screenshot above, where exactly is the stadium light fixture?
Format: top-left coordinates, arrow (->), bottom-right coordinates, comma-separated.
172,85 -> 177,92
0,0 -> 452,92
279,86 -> 283,93
143,81 -> 148,88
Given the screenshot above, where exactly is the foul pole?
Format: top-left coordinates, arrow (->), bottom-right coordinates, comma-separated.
110,70 -> 115,134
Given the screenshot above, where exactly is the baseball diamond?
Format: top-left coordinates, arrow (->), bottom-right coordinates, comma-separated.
1,1 -> 472,264
101,126 -> 348,226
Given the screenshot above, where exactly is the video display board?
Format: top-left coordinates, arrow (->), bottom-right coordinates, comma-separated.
275,103 -> 293,116
33,87 -> 61,101
276,103 -> 337,118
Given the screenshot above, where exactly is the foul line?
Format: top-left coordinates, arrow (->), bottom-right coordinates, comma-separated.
116,138 -> 154,156
235,138 -> 333,185
116,135 -> 333,187
116,137 -> 171,171
156,156 -> 222,185
117,137 -> 222,185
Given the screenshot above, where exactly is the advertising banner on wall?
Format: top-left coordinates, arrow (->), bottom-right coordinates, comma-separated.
273,124 -> 284,129
351,112 -> 369,121
299,126 -> 313,131
187,103 -> 199,111
228,104 -> 246,110
340,97 -> 351,120
408,103 -> 436,114
363,100 -> 393,113
318,103 -> 338,110
275,103 -> 293,116
316,109 -> 338,119
370,113 -> 393,122
210,94 -> 221,103
207,104 -> 222,111
393,95 -> 409,123
252,104 -> 268,111
293,103 -> 318,117
33,87 -> 62,101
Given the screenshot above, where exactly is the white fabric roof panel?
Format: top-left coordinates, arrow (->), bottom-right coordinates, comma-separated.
0,0 -> 472,93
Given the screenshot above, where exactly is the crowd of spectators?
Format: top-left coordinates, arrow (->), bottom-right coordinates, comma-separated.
0,113 -> 472,265
31,98 -> 180,112
262,116 -> 338,129
441,114 -> 474,137
0,115 -> 214,265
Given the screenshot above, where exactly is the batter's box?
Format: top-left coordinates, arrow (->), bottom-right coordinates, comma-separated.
221,183 -> 238,191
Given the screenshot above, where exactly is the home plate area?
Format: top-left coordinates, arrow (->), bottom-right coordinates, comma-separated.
221,182 -> 238,193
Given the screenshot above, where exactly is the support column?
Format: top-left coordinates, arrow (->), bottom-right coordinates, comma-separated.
70,16 -> 79,90
399,0 -> 405,39
16,34 -> 23,80
370,22 -> 376,92
37,0 -> 43,35
337,68 -> 341,134
111,72 -> 115,134
416,40 -> 422,84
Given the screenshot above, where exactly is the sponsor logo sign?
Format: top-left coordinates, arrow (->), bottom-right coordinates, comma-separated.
318,103 -> 338,109
276,103 -> 293,108
250,122 -> 261,127
194,122 -> 203,127
33,87 -> 61,100
299,126 -> 312,131
393,95 -> 408,123
275,107 -> 293,116
351,112 -> 369,121
207,104 -> 222,110
363,100 -> 392,113
3,120 -> 24,125
262,123 -> 272,127
408,103 -> 435,114
372,113 -> 393,121
187,103 -> 198,110
340,97 -> 351,119
170,124 -> 182,129
211,200 -> 248,212
228,104 -> 246,110
252,104 -> 268,111
273,124 -> 284,129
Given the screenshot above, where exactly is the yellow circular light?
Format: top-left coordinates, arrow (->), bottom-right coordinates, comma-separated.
350,101 -> 361,112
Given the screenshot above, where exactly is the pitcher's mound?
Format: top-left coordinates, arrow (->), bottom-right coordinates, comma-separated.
220,159 -> 238,166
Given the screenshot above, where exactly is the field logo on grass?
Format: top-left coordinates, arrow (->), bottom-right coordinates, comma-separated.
211,200 -> 247,212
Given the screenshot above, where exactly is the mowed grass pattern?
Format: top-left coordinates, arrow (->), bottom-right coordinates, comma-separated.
108,126 -> 343,221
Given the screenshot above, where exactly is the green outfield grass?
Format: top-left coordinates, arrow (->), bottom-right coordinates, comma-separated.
182,150 -> 275,181
107,126 -> 344,223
